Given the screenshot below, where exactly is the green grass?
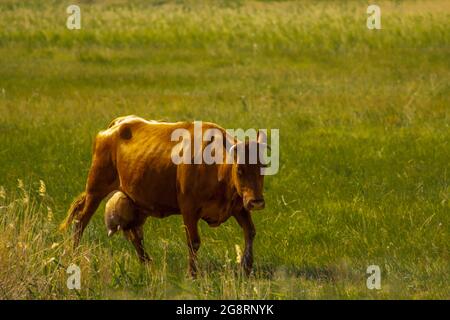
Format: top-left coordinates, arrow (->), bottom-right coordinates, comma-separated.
0,0 -> 449,299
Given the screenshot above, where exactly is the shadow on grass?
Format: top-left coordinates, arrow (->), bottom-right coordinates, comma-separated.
200,259 -> 337,282
256,263 -> 338,281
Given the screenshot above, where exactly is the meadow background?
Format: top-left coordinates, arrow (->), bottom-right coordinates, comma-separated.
0,0 -> 449,299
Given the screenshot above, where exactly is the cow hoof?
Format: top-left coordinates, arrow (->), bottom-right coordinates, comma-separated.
241,257 -> 253,276
242,266 -> 252,276
189,271 -> 197,279
139,255 -> 152,264
188,268 -> 198,279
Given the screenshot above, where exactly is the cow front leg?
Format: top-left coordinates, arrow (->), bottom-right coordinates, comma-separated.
234,209 -> 256,276
124,225 -> 151,264
182,215 -> 201,277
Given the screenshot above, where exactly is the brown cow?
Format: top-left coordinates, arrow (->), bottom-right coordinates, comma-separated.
60,116 -> 269,276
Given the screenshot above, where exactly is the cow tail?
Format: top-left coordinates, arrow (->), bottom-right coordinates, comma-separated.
59,192 -> 87,232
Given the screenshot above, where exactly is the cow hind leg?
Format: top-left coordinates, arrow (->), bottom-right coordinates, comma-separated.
73,192 -> 106,247
62,134 -> 119,247
71,186 -> 117,247
124,224 -> 151,263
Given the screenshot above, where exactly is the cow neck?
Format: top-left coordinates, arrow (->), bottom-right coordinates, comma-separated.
217,162 -> 242,219
220,162 -> 240,200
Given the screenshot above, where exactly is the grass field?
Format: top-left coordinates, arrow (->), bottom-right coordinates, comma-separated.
0,0 -> 449,299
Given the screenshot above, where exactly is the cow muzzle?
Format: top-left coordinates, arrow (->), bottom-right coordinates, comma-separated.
245,198 -> 265,211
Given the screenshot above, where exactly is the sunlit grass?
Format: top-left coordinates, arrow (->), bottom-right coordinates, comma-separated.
0,0 -> 448,299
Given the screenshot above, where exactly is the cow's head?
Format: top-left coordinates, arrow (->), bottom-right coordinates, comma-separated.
229,132 -> 269,211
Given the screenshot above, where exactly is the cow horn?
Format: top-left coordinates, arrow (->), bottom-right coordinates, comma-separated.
229,144 -> 237,154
